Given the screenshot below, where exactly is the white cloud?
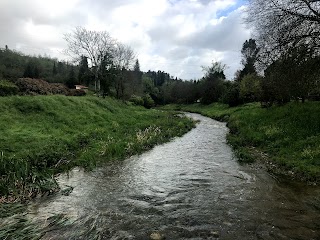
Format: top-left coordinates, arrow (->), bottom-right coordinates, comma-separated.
0,0 -> 251,79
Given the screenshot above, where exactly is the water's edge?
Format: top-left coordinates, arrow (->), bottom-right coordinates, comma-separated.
5,113 -> 320,239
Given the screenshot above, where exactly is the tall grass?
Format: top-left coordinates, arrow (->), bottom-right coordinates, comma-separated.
0,95 -> 194,201
166,102 -> 320,182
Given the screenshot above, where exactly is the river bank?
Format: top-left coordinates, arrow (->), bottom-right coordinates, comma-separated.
0,95 -> 195,202
1,113 -> 319,240
162,102 -> 320,183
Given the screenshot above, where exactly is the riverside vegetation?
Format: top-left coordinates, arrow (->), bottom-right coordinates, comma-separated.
163,102 -> 320,183
0,95 -> 194,203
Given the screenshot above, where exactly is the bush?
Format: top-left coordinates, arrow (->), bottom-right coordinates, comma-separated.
239,74 -> 262,103
66,89 -> 86,96
143,94 -> 155,109
0,79 -> 19,96
15,78 -> 70,95
221,83 -> 242,107
50,83 -> 69,95
129,95 -> 144,106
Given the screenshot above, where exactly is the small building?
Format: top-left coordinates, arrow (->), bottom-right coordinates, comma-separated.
75,85 -> 89,92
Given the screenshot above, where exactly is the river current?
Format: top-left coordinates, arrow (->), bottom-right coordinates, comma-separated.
28,113 -> 320,239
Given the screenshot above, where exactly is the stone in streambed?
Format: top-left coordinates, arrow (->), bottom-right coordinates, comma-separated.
150,232 -> 165,240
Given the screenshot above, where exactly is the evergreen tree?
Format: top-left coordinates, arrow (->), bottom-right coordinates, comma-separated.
66,66 -> 77,88
134,59 -> 140,72
23,63 -> 34,78
78,56 -> 91,85
52,62 -> 57,75
238,39 -> 259,81
34,66 -> 40,78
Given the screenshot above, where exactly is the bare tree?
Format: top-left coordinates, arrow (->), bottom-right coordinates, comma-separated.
246,0 -> 320,68
113,43 -> 135,70
64,27 -> 134,92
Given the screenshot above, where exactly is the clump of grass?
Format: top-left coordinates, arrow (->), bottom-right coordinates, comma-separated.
169,102 -> 320,182
0,95 -> 195,202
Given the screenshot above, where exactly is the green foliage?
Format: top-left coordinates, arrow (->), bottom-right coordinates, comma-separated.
237,38 -> 258,81
145,70 -> 171,87
221,81 -> 242,107
239,74 -> 262,102
78,56 -> 92,86
263,46 -> 320,104
23,60 -> 40,79
200,61 -> 227,105
0,80 -> 18,96
0,47 -> 74,83
143,94 -> 155,108
65,66 -> 77,88
0,95 -> 194,201
129,95 -> 144,106
173,102 -> 320,182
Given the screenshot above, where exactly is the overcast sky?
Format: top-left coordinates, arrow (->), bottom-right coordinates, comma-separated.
0,0 -> 251,80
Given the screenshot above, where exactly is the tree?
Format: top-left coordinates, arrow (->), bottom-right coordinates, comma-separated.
263,46 -> 320,104
64,27 -> 135,93
99,52 -> 116,96
78,56 -> 91,85
52,62 -> 57,75
23,61 -> 40,79
201,61 -> 226,80
112,43 -> 135,70
200,61 -> 226,104
134,59 -> 140,72
238,39 -> 259,80
221,81 -> 242,107
246,0 -> 320,67
66,66 -> 77,88
23,63 -> 33,78
239,74 -> 262,102
131,59 -> 143,95
64,27 -> 116,92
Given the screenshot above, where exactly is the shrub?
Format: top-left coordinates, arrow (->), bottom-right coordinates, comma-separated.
0,79 -> 19,96
50,83 -> 69,95
16,78 -> 52,95
221,83 -> 242,107
239,74 -> 262,103
143,94 -> 155,109
15,78 -> 70,95
66,89 -> 86,96
129,95 -> 144,106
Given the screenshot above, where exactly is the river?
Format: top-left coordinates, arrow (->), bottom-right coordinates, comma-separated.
27,113 -> 320,239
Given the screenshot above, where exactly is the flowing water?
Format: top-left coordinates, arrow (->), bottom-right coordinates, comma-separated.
27,113 -> 320,239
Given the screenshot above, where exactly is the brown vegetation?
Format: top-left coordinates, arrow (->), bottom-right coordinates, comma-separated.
15,78 -> 70,95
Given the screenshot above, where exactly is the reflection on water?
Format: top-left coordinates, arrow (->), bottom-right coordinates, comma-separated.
28,113 -> 320,239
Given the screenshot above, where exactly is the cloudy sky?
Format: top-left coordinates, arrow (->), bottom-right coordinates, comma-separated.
0,0 -> 251,80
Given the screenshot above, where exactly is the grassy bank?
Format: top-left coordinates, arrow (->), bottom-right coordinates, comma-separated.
0,95 -> 194,201
163,102 -> 320,182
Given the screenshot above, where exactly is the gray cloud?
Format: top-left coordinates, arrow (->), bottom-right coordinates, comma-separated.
177,9 -> 250,52
0,0 -> 251,79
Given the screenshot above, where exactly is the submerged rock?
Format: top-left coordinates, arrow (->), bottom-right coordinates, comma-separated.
150,232 -> 165,240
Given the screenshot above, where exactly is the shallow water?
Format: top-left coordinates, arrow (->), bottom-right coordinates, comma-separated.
28,113 -> 320,239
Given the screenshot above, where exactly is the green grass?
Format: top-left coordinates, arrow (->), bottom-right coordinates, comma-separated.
0,95 -> 195,202
164,102 -> 320,182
